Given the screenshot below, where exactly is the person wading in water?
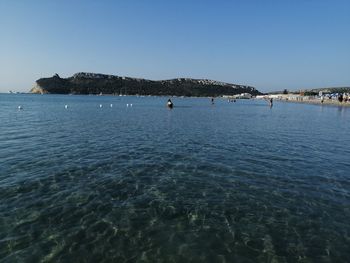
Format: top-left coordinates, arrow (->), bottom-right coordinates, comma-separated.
167,99 -> 173,109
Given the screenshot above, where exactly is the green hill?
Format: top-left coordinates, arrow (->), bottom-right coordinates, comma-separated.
30,72 -> 261,97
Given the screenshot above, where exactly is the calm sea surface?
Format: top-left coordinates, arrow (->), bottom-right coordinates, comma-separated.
0,94 -> 349,262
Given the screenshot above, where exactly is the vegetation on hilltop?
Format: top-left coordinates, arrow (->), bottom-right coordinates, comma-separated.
31,73 -> 261,97
268,87 -> 350,95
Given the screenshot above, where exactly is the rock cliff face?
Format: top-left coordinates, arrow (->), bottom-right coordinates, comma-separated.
31,72 -> 261,96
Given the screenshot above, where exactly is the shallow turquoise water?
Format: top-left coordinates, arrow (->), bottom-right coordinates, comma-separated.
0,94 -> 349,262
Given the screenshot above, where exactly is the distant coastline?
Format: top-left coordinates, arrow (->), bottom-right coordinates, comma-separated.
30,72 -> 261,97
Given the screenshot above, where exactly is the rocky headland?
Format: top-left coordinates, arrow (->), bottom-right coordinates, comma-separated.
30,73 -> 261,97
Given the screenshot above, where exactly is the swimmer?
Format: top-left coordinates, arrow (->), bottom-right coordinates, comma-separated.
167,99 -> 173,109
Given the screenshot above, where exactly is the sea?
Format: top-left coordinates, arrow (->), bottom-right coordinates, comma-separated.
0,94 -> 349,262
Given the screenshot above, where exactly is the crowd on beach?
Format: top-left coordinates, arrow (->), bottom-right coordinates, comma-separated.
260,92 -> 350,106
307,92 -> 349,105
321,93 -> 350,103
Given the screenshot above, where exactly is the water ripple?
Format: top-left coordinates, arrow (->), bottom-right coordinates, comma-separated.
0,95 -> 349,262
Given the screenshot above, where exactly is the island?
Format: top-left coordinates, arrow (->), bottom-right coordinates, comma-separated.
30,72 -> 262,97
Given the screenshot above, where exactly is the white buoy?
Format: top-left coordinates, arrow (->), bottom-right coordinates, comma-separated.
110,104 -> 113,107
18,105 -> 23,110
100,104 -> 103,108
130,104 -> 133,107
126,104 -> 129,107
64,105 -> 68,109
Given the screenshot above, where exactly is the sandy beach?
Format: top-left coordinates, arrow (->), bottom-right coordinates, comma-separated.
258,95 -> 350,107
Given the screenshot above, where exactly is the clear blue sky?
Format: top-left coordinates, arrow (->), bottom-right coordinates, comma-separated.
1,0 -> 349,93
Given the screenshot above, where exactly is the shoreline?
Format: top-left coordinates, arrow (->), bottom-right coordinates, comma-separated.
273,98 -> 350,107
5,92 -> 350,107
256,94 -> 350,107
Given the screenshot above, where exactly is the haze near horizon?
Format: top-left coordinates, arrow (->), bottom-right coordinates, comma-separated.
0,0 -> 349,93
